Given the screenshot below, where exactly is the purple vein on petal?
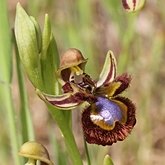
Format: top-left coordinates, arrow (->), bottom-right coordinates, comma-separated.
97,51 -> 117,87
133,0 -> 136,11
39,82 -> 95,109
122,0 -> 130,10
43,92 -> 85,109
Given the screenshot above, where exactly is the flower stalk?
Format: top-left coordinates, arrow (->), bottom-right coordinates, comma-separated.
25,159 -> 36,165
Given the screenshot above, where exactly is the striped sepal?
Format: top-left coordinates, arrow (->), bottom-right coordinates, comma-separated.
96,51 -> 117,88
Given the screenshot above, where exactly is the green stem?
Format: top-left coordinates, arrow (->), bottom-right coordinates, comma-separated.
14,32 -> 35,142
84,137 -> 91,165
25,158 -> 36,165
48,105 -> 83,165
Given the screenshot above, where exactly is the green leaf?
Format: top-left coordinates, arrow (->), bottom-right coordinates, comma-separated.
14,4 -> 83,165
42,14 -> 51,57
40,14 -> 60,94
14,3 -> 43,89
30,16 -> 42,53
14,35 -> 35,142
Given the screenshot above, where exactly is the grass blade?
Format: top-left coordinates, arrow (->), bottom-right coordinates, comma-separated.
0,1 -> 21,164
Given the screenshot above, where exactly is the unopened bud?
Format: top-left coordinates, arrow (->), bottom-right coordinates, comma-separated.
122,0 -> 145,12
18,141 -> 54,165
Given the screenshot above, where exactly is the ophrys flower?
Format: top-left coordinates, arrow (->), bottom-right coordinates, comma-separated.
38,48 -> 136,146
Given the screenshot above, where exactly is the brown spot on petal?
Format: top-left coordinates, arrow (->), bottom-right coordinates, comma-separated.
82,96 -> 136,146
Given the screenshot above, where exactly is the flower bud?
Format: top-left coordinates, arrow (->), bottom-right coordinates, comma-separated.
18,141 -> 54,165
122,0 -> 145,12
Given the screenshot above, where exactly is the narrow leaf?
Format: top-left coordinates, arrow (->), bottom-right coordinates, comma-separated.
40,14 -> 60,94
30,16 -> 42,53
42,14 -> 51,58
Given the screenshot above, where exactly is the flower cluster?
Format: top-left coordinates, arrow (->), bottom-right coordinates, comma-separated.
40,48 -> 136,146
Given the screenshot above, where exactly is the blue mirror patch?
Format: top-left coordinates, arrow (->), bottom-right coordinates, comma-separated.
93,97 -> 122,125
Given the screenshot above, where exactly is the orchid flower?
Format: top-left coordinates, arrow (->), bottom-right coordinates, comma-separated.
38,48 -> 136,146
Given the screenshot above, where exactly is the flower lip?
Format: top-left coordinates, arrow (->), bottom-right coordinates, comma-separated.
82,96 -> 136,146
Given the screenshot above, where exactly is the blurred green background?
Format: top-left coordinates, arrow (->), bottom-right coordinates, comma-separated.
1,0 -> 165,164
